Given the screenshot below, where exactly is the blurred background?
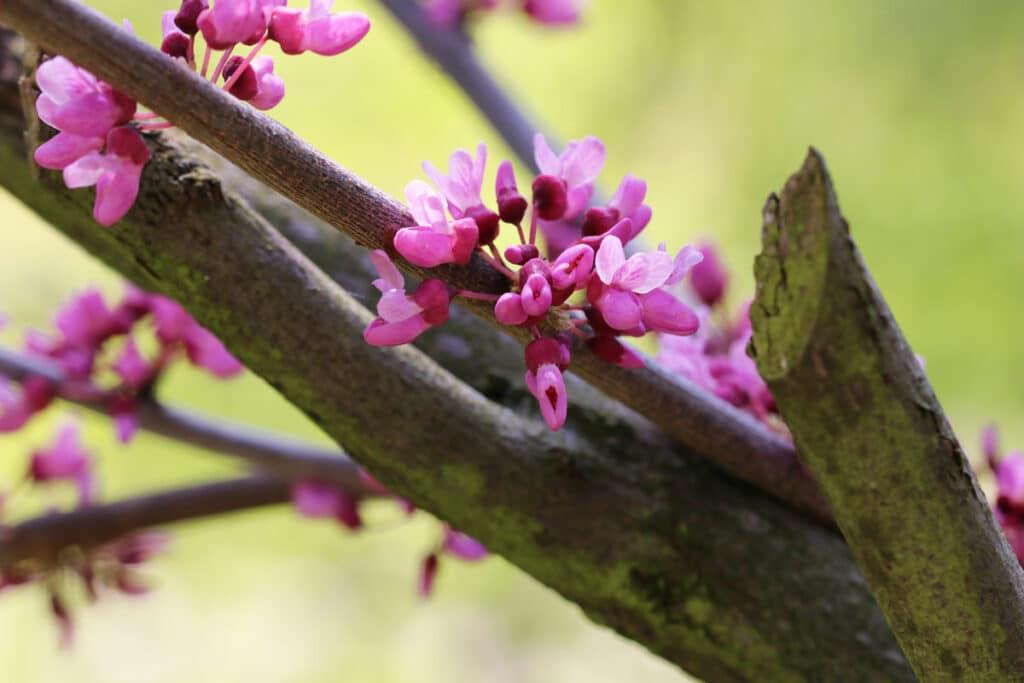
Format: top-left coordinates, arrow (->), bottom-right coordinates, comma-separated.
3,1 -> 1024,681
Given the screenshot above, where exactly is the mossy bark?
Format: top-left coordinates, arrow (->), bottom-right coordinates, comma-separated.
750,149 -> 1024,680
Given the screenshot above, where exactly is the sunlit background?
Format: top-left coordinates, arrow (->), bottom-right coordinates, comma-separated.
2,1 -> 1024,681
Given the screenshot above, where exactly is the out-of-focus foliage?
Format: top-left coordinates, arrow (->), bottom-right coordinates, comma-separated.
2,1 -> 1023,680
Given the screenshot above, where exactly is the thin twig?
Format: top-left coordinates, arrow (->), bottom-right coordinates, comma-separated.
0,0 -> 830,522
0,347 -> 369,492
0,476 -> 291,569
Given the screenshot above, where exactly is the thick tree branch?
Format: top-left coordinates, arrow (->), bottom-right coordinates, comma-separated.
0,476 -> 290,570
0,347 -> 371,493
0,33 -> 914,682
0,0 -> 829,523
378,0 -> 548,173
750,149 -> 1024,680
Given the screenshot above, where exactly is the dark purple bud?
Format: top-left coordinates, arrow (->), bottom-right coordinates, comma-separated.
690,242 -> 729,306
223,57 -> 259,101
525,337 -> 566,373
497,190 -> 528,225
504,244 -> 539,265
531,174 -> 568,221
175,0 -> 208,36
465,205 -> 501,245
581,206 -> 620,237
517,257 -> 551,290
161,33 -> 192,60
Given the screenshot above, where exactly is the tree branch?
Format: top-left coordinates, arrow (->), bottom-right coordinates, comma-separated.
0,32 -> 914,682
750,148 -> 1024,680
0,0 -> 829,523
377,0 -> 548,173
0,476 -> 290,570
0,347 -> 371,493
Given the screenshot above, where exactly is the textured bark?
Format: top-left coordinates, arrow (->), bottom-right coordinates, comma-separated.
0,32 -> 915,683
750,149 -> 1024,680
0,0 -> 830,522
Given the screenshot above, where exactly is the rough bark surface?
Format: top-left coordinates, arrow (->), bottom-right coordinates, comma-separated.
750,149 -> 1024,681
0,33 -> 915,682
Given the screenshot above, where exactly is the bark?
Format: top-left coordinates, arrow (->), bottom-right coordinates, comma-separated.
750,149 -> 1024,680
0,31 -> 915,683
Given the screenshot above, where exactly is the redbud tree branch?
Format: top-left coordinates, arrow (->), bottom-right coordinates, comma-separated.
0,347 -> 371,492
750,149 -> 1024,679
0,35 -> 913,681
0,476 -> 290,571
0,0 -> 829,523
378,0 -> 549,174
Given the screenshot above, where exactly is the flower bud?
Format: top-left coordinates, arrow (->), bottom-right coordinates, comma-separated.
504,244 -> 539,265
532,174 -> 568,221
690,243 -> 728,306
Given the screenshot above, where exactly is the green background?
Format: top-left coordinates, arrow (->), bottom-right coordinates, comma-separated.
2,1 -> 1023,681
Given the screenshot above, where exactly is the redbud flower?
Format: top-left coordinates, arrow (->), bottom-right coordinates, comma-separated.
586,336 -> 645,369
29,422 -> 96,506
606,174 -> 652,242
524,338 -> 569,430
495,160 -> 528,225
270,1 -> 371,56
550,244 -> 594,290
174,0 -> 209,36
161,10 -> 193,62
112,337 -> 152,389
523,0 -> 585,25
494,293 -> 529,326
248,56 -> 286,110
145,294 -> 244,377
63,126 -> 150,226
291,479 -> 362,530
690,242 -> 729,307
591,236 -> 674,330
198,0 -> 282,49
533,133 -> 605,220
364,251 -> 451,346
394,181 -> 478,267
423,142 -> 500,242
0,380 -> 33,433
34,57 -> 135,138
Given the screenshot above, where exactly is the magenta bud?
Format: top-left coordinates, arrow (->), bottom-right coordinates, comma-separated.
161,32 -> 192,60
521,273 -> 553,317
465,205 -> 501,245
581,206 -> 620,237
532,174 -> 568,221
504,244 -> 539,265
175,0 -> 207,35
524,337 -> 566,373
223,56 -> 259,101
690,243 -> 729,306
494,293 -> 528,326
498,193 -> 528,225
517,257 -> 551,289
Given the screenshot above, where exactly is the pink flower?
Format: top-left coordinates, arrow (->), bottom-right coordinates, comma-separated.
63,127 -> 150,226
291,479 -> 362,530
586,336 -> 645,369
145,294 -> 245,377
524,337 -> 569,430
363,251 -> 451,346
198,0 -> 283,49
0,380 -> 33,433
270,1 -> 371,56
442,526 -> 488,561
690,242 -> 729,307
533,133 -> 605,220
248,56 -> 286,110
112,337 -> 152,389
29,422 -> 96,506
523,0 -> 584,25
550,244 -> 594,290
394,181 -> 479,267
34,57 -> 135,139
161,10 -> 193,62
423,142 -> 499,243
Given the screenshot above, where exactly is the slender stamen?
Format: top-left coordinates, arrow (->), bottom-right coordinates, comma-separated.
223,36 -> 268,92
455,290 -> 500,302
210,46 -> 236,84
528,210 -> 538,246
515,222 -> 527,245
186,37 -> 197,70
200,44 -> 212,78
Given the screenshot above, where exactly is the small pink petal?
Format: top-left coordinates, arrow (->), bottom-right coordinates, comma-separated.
364,315 -> 429,347
595,235 -> 626,285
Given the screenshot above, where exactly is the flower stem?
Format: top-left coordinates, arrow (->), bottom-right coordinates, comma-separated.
210,46 -> 235,84
222,36 -> 267,92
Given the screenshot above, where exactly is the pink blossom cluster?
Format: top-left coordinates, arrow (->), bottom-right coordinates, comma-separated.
654,243 -> 784,432
290,475 -> 488,597
981,425 -> 1024,563
1,287 -> 243,447
363,135 -> 704,431
425,0 -> 584,28
33,1 -> 370,226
